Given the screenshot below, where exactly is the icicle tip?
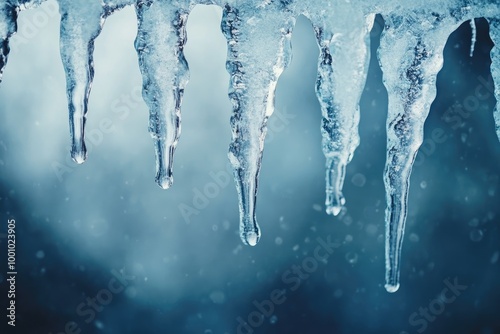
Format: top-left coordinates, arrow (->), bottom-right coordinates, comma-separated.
156,174 -> 174,190
385,283 -> 400,293
71,150 -> 87,165
326,204 -> 342,216
241,230 -> 260,247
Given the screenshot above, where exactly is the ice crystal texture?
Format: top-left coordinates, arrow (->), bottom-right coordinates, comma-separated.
1,0 -> 499,292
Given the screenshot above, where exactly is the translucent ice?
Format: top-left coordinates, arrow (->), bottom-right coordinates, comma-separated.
303,4 -> 374,216
1,0 -> 500,291
59,0 -> 134,164
378,2 -> 500,292
136,0 -> 220,188
221,2 -> 295,246
134,1 -> 192,189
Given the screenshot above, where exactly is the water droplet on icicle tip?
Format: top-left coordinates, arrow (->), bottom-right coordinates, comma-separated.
156,173 -> 173,190
72,150 -> 87,165
385,283 -> 400,293
243,231 -> 260,246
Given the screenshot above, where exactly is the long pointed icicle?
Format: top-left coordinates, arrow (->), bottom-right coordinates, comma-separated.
59,1 -> 106,164
135,1 -> 190,189
309,9 -> 375,216
0,3 -> 18,82
488,18 -> 500,142
221,3 -> 295,246
378,13 -> 458,292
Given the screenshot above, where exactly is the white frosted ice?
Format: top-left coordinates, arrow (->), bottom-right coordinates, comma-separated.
489,18 -> 500,141
1,0 -> 499,292
470,19 -> 477,57
0,2 -> 18,81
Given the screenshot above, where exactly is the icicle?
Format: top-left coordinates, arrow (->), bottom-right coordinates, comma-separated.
0,0 -> 49,82
221,3 -> 295,246
488,18 -> 500,142
308,8 -> 375,216
0,3 -> 18,82
378,13 -> 459,293
59,0 -> 133,164
135,1 -> 191,189
470,19 -> 476,58
59,2 -> 106,164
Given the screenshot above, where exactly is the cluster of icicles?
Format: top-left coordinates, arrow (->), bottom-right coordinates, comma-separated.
1,0 -> 499,292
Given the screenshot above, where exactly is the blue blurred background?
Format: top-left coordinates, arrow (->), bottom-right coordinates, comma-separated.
0,2 -> 499,333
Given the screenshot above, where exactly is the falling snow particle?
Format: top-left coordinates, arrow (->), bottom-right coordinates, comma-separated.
468,218 -> 480,227
95,320 -> 104,330
366,224 -> 378,235
345,252 -> 358,264
36,250 -> 45,259
409,233 -> 420,243
275,237 -> 283,245
351,173 -> 367,187
470,229 -> 484,242
491,251 -> 499,264
209,290 -> 226,304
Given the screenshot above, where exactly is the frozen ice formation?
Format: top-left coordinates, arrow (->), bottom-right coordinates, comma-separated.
1,0 -> 499,292
303,5 -> 375,217
490,17 -> 500,141
222,2 -> 295,246
377,2 -> 500,293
